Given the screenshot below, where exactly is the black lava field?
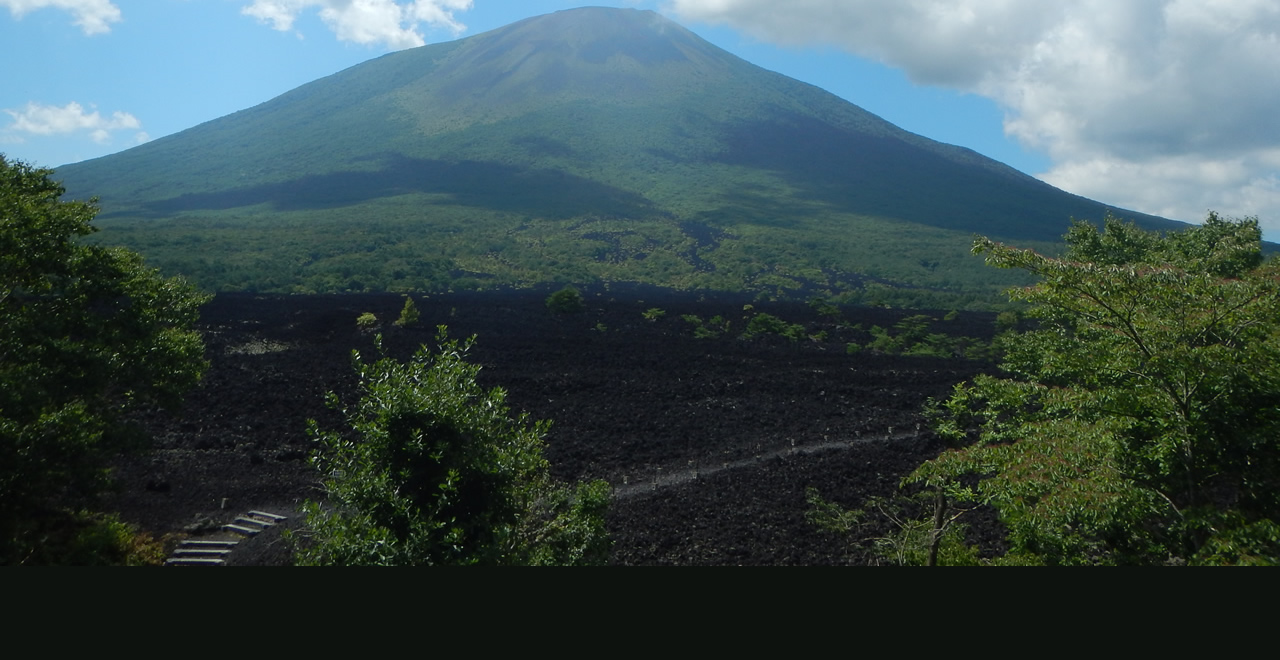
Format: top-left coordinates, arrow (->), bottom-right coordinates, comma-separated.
107,287 -> 1003,565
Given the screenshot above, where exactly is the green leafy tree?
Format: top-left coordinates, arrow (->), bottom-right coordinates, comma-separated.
681,313 -> 731,339
641,307 -> 666,322
909,213 -> 1280,565
807,296 -> 841,319
0,155 -> 210,564
294,329 -> 611,565
545,286 -> 585,314
393,295 -> 420,328
862,314 -> 986,359
740,312 -> 805,341
806,488 -> 980,566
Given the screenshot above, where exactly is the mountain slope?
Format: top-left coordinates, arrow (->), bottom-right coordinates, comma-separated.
55,7 -> 1187,302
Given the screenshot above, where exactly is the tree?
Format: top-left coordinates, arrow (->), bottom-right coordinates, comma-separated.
0,155 -> 210,564
545,286 -> 585,314
393,295 -> 420,328
741,312 -> 805,341
908,213 -> 1280,564
293,329 -> 611,565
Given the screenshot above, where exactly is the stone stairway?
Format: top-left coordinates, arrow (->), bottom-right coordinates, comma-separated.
164,510 -> 288,566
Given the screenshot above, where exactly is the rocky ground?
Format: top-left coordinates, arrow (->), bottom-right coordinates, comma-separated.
105,286 -> 1003,565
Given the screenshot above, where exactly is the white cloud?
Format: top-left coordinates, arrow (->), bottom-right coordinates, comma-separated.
0,0 -> 121,34
3,101 -> 142,145
1044,152 -> 1280,228
669,0 -> 1280,234
242,0 -> 472,49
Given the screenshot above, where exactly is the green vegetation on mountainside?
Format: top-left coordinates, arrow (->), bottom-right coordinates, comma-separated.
57,7 -> 1184,306
87,199 -> 1046,308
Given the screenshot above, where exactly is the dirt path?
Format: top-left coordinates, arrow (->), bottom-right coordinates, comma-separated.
613,429 -> 925,499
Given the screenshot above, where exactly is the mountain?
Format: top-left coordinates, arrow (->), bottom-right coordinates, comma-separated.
55,7 -> 1187,303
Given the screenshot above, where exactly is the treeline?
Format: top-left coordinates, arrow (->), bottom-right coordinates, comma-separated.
86,200 -> 1037,310
669,298 -> 1011,360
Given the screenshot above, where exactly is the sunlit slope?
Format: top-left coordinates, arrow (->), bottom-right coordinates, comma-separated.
55,7 -> 1186,300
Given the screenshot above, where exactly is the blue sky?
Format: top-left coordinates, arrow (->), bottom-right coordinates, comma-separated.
3,1 -> 1278,236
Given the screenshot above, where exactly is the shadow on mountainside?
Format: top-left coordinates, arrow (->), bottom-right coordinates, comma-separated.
136,154 -> 656,220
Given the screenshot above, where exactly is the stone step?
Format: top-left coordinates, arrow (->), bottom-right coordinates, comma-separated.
166,510 -> 288,565
233,516 -> 273,529
165,557 -> 226,566
180,540 -> 239,548
173,548 -> 233,557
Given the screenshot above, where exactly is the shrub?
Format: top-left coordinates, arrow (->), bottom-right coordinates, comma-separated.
394,296 -> 420,328
808,297 -> 841,319
293,329 -> 611,565
741,312 -> 806,341
682,313 -> 729,339
545,286 -> 585,314
994,310 -> 1019,332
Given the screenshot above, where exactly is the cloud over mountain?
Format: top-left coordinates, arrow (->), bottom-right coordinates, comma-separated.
241,0 -> 472,49
670,0 -> 1280,231
3,101 -> 144,145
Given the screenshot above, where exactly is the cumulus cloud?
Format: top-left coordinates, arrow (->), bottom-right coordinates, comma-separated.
3,101 -> 143,145
0,0 -> 121,34
670,0 -> 1280,233
242,0 -> 472,50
